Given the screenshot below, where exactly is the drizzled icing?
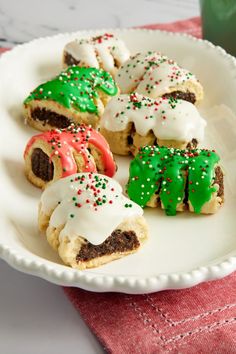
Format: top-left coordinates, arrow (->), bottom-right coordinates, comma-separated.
64,33 -> 130,75
24,124 -> 116,178
127,146 -> 220,216
100,93 -> 206,142
116,51 -> 200,97
40,173 -> 143,245
24,66 -> 118,114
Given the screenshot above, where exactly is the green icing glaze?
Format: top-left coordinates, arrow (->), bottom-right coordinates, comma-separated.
127,146 -> 220,216
159,155 -> 186,216
188,151 -> 219,213
24,66 -> 118,114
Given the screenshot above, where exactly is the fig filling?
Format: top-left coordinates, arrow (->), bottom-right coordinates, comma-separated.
127,123 -> 136,146
186,138 -> 198,149
31,108 -> 71,129
76,230 -> 140,262
64,52 -> 80,66
163,90 -> 196,104
214,166 -> 224,198
31,148 -> 54,181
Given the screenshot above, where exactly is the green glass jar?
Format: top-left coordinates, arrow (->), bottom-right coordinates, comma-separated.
200,0 -> 236,56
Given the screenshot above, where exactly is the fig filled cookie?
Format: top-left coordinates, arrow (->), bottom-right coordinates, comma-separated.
100,93 -> 206,155
23,66 -> 118,131
39,173 -> 148,269
116,51 -> 203,104
63,33 -> 130,77
24,124 -> 116,189
127,146 -> 224,215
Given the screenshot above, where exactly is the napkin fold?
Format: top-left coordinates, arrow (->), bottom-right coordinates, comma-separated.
1,16 -> 235,354
65,273 -> 236,354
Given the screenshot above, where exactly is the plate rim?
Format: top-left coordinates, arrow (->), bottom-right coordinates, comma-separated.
0,27 -> 236,294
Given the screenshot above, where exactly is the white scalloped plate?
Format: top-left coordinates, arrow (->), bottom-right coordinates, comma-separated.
0,29 -> 236,294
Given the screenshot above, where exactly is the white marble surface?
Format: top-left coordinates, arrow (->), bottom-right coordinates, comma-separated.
0,0 -> 199,47
0,1 -> 199,353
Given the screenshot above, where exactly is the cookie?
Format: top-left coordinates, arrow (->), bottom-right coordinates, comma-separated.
100,93 -> 206,155
127,146 -> 224,215
39,173 -> 148,269
24,124 -> 116,188
115,51 -> 203,104
23,66 -> 118,131
63,33 -> 130,77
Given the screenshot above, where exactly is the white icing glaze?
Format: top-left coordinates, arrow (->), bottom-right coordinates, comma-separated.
100,93 -> 206,142
64,33 -> 130,75
40,173 -> 143,245
115,51 -> 200,96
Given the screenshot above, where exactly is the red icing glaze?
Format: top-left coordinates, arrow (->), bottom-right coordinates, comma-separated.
24,125 -> 116,178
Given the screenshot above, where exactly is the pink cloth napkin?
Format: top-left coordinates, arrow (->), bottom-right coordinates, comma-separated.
138,16 -> 202,38
0,47 -> 8,53
1,17 -> 235,353
65,273 -> 236,354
